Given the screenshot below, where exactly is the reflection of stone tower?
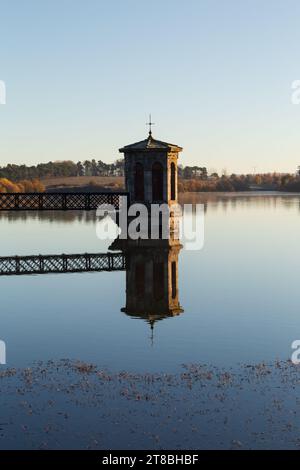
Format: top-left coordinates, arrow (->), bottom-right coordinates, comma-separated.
119,129 -> 182,206
121,241 -> 183,327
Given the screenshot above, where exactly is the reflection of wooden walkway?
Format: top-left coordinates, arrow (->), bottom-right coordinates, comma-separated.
0,192 -> 128,211
0,252 -> 126,276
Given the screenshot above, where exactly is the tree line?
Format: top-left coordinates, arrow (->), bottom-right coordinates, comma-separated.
1,159 -> 300,192
0,160 -> 210,180
0,159 -> 125,181
180,172 -> 300,192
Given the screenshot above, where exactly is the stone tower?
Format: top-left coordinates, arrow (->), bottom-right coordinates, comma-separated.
119,130 -> 182,206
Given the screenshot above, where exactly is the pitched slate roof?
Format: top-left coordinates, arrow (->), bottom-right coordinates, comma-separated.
119,133 -> 182,153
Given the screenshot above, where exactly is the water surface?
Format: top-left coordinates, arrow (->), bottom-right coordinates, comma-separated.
1,192 -> 299,372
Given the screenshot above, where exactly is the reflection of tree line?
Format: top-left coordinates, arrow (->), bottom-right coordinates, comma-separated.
0,194 -> 299,228
0,211 -> 97,224
179,193 -> 300,212
0,194 -> 299,223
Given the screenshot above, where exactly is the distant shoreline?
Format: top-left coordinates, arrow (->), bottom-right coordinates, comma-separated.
42,176 -> 300,195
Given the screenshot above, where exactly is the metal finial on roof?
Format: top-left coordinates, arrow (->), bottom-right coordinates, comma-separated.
146,114 -> 155,136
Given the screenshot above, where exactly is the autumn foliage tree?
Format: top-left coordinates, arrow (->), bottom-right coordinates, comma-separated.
0,178 -> 45,193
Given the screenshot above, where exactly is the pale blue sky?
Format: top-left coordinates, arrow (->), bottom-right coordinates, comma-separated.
1,0 -> 300,173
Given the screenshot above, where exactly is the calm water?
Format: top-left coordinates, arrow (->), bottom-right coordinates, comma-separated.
1,192 -> 300,372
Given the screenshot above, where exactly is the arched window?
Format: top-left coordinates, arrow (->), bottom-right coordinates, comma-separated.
134,162 -> 144,201
152,162 -> 163,201
171,261 -> 177,299
171,162 -> 176,201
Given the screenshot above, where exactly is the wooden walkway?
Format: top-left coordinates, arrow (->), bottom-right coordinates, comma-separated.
0,192 -> 128,211
0,252 -> 126,276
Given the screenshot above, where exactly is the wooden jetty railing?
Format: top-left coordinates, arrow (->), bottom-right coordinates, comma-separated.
0,192 -> 128,211
0,252 -> 126,276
